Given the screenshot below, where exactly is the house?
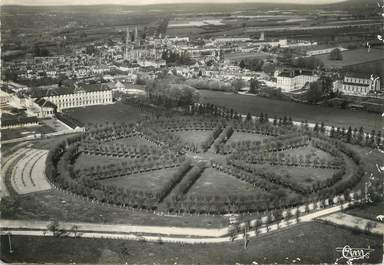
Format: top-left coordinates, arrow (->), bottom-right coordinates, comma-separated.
33,98 -> 57,118
306,46 -> 348,56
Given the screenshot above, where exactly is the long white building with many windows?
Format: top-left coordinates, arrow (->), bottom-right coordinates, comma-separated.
44,90 -> 113,112
338,73 -> 381,97
276,69 -> 319,92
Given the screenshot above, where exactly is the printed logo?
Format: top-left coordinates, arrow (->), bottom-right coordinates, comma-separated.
335,245 -> 374,265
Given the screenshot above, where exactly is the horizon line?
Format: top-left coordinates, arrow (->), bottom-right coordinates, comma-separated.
0,0 -> 349,7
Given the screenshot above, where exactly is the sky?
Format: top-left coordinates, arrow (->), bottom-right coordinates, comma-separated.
1,0 -> 347,6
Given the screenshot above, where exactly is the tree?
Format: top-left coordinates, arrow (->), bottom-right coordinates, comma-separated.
306,81 -> 324,103
346,126 -> 352,143
249,78 -> 261,94
329,48 -> 343,61
262,62 -> 276,74
239,60 -> 245,69
232,79 -> 246,92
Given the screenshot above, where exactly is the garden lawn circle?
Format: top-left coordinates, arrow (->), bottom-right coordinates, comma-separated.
48,115 -> 362,216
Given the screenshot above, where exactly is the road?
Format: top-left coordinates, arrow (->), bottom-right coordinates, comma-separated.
0,201 -> 361,244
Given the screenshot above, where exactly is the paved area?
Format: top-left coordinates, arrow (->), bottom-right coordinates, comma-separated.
8,148 -> 51,194
318,212 -> 384,235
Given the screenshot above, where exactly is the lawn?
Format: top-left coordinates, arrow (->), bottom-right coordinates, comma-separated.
199,90 -> 381,131
226,131 -> 272,144
271,166 -> 338,188
173,130 -> 212,146
314,48 -> 384,69
1,222 -> 382,264
187,167 -> 268,197
100,167 -> 178,191
107,135 -> 156,147
64,102 -> 145,128
74,153 -> 125,171
0,190 -> 228,228
1,124 -> 56,141
279,144 -> 335,161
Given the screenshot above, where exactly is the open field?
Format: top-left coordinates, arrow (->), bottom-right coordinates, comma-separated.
270,166 -> 338,187
249,163 -> 337,188
1,222 -> 382,264
64,102 -> 146,127
226,131 -> 271,144
199,90 -> 382,131
108,136 -> 156,147
173,130 -> 212,146
345,201 -> 384,221
314,48 -> 384,70
74,154 -> 126,171
1,124 -> 55,141
101,168 -> 179,191
279,144 -> 335,161
0,190 -> 228,228
187,167 -> 267,197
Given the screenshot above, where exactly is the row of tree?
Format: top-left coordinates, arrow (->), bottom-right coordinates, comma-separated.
170,162 -> 206,201
212,126 -> 234,153
200,125 -> 223,151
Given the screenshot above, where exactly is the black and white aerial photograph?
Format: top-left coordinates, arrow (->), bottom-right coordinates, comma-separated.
0,0 -> 383,264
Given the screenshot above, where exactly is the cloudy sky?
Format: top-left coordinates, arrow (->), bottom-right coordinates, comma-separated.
2,0 -> 347,6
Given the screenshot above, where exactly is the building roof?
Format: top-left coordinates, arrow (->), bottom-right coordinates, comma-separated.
345,72 -> 375,79
278,69 -> 315,78
35,98 -> 57,109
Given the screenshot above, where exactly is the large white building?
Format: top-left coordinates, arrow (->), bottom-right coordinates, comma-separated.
276,69 -> 319,92
306,46 -> 348,56
44,90 -> 113,112
338,73 -> 381,97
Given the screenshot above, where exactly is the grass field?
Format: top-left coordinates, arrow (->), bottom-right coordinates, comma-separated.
64,102 -> 145,128
271,166 -> 338,187
187,168 -> 268,197
1,222 -> 382,264
226,131 -> 272,144
0,190 -> 228,228
100,168 -> 178,191
173,130 -> 212,146
199,90 -> 382,131
279,144 -> 334,161
107,136 -> 155,147
314,48 -> 384,69
344,201 -> 384,221
74,154 -> 125,171
1,124 -> 56,141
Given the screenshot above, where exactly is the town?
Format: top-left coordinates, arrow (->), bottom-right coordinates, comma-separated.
1,0 -> 383,264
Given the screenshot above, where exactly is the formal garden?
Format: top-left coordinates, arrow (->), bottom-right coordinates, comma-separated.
44,98 -> 383,219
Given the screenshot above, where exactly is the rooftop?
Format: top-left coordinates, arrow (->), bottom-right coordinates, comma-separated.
35,98 -> 57,109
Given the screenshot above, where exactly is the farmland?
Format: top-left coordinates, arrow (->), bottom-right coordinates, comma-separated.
199,90 -> 382,131
314,48 -> 384,71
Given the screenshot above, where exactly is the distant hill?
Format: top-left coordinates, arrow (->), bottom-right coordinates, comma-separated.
1,0 -> 379,13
